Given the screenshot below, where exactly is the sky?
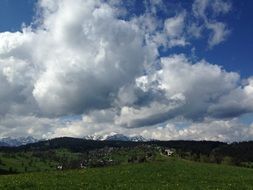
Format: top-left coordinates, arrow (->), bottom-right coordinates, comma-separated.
0,0 -> 253,142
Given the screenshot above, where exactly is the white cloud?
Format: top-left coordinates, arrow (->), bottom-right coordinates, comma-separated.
115,100 -> 184,128
212,0 -> 232,15
36,2 -> 142,112
192,0 -> 210,19
138,118 -> 253,142
113,54 -> 244,128
164,13 -> 185,38
193,0 -> 231,19
208,78 -> 253,118
0,56 -> 37,116
188,23 -> 203,38
0,114 -> 58,138
2,0 -> 155,116
1,112 -> 253,143
192,0 -> 231,47
158,55 -> 239,99
207,22 -> 230,48
163,12 -> 188,48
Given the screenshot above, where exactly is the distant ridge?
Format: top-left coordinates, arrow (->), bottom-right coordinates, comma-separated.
83,133 -> 149,142
0,136 -> 38,147
0,134 -> 149,147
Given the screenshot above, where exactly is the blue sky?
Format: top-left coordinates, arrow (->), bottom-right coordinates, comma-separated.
202,0 -> 253,78
0,0 -> 253,141
0,0 -> 36,32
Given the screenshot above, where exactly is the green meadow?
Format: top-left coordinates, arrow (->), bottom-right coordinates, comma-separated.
1,159 -> 253,190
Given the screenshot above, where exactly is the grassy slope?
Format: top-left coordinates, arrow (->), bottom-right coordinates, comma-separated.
0,146 -> 161,173
1,159 -> 253,190
0,152 -> 58,173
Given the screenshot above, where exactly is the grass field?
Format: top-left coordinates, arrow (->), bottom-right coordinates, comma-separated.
0,146 -> 161,173
1,158 -> 253,190
0,152 -> 58,173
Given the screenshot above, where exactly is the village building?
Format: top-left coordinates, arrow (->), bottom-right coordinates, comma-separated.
164,149 -> 174,156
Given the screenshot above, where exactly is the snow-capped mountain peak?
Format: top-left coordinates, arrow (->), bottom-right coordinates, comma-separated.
83,135 -> 105,141
105,134 -> 130,141
0,136 -> 38,147
129,135 -> 147,142
83,133 -> 148,142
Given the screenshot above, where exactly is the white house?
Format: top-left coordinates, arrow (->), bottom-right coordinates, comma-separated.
80,163 -> 86,169
164,149 -> 174,156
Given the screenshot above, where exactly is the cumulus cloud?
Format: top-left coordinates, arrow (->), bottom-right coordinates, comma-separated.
0,0 -> 156,117
0,114 -> 57,138
114,54 -> 243,128
0,0 -> 252,141
208,78 -> 253,118
33,0 -> 154,115
0,56 -> 37,116
138,118 -> 253,142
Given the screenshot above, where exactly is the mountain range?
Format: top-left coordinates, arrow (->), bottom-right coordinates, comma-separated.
0,136 -> 38,147
0,134 -> 149,147
83,134 -> 148,142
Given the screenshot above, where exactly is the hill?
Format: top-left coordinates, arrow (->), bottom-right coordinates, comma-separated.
1,137 -> 253,172
0,137 -> 225,154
